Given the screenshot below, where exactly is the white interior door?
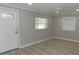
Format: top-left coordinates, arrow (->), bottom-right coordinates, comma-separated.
0,8 -> 18,53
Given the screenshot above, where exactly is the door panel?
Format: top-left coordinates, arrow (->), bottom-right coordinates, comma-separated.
0,8 -> 18,53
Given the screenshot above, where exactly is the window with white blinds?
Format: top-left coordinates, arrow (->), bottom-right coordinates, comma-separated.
62,17 -> 76,31
35,17 -> 48,30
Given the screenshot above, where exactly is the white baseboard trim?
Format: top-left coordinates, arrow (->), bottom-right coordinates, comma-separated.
53,36 -> 79,43
19,36 -> 53,48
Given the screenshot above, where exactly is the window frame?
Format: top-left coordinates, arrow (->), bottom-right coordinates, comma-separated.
62,16 -> 76,31
35,17 -> 48,30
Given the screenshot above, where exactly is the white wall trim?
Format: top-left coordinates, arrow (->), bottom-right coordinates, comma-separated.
19,36 -> 53,48
16,9 -> 20,48
53,36 -> 79,43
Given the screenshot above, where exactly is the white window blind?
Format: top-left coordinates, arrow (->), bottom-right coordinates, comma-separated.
35,17 -> 48,29
62,17 -> 76,31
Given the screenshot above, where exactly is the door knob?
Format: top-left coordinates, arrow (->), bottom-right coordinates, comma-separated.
15,32 -> 18,33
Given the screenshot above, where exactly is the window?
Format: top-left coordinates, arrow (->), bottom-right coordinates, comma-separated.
0,13 -> 13,19
35,17 -> 48,29
62,17 -> 76,31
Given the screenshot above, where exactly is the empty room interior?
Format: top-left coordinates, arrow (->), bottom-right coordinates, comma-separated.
1,3 -> 79,55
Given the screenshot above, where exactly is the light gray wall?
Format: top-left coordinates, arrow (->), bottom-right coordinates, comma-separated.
53,15 -> 79,41
19,9 -> 54,46
0,4 -> 54,47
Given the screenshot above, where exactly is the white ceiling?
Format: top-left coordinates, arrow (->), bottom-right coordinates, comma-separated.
1,3 -> 79,16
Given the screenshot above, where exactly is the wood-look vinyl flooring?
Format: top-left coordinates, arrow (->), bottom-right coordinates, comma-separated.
1,38 -> 79,55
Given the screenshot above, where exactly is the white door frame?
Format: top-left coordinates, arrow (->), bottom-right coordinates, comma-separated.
0,6 -> 20,49
16,9 -> 20,48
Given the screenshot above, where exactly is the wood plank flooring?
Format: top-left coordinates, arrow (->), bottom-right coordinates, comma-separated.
1,38 -> 79,55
